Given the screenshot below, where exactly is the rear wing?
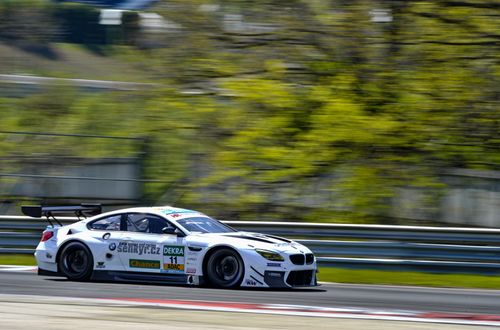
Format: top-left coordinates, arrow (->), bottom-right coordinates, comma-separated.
21,204 -> 102,226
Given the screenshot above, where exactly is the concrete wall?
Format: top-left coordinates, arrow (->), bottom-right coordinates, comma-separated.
392,169 -> 500,228
0,157 -> 141,202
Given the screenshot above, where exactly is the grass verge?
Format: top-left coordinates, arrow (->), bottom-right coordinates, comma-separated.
318,267 -> 500,289
1,255 -> 499,289
0,254 -> 36,266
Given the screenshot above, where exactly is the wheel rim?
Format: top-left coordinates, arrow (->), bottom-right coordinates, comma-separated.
64,249 -> 88,275
215,255 -> 238,281
211,253 -> 242,286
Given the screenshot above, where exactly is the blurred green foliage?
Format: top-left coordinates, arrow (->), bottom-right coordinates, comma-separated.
0,0 -> 499,222
0,0 -> 57,45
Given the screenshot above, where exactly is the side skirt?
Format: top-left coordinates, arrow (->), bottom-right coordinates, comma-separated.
91,270 -> 190,284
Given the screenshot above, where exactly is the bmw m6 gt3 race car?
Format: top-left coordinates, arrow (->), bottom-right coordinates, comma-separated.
22,204 -> 317,289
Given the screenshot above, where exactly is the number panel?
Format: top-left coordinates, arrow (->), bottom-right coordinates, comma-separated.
162,245 -> 185,273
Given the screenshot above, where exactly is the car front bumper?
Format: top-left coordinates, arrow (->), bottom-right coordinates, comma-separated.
240,248 -> 318,288
263,269 -> 317,288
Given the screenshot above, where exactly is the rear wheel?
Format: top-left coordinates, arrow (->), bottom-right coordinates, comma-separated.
59,242 -> 93,281
206,248 -> 244,289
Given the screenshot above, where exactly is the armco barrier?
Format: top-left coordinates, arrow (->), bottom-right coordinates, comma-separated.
1,216 -> 500,275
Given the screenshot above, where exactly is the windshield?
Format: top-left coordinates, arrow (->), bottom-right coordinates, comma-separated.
177,216 -> 236,233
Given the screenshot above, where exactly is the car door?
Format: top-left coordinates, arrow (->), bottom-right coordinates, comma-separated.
117,213 -> 185,274
159,228 -> 186,275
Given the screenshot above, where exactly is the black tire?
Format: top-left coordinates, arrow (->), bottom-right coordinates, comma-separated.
59,242 -> 94,281
205,248 -> 244,289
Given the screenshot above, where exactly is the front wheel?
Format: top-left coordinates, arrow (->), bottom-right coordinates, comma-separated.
59,242 -> 94,281
206,248 -> 244,289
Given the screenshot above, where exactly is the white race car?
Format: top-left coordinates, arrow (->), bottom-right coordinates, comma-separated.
22,204 -> 317,289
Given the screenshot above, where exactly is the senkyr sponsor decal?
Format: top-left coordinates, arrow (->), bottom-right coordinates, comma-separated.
117,242 -> 160,255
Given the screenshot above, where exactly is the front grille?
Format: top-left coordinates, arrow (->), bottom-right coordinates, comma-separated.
290,254 -> 304,265
305,253 -> 314,264
286,270 -> 314,286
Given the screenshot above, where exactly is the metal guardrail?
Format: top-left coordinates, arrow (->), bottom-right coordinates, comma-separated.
0,74 -> 158,91
1,216 -> 500,275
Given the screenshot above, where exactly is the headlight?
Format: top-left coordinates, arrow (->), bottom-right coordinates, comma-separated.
255,249 -> 284,261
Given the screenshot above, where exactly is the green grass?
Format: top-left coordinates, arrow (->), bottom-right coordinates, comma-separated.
1,255 -> 499,289
317,267 -> 500,289
0,254 -> 36,266
0,42 -> 151,82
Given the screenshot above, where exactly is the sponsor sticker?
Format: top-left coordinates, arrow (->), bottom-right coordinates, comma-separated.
129,259 -> 160,269
246,279 -> 257,286
109,243 -> 116,251
163,245 -> 185,273
276,242 -> 299,249
163,263 -> 184,271
117,242 -> 160,255
96,261 -> 105,269
186,267 -> 196,274
267,272 -> 282,278
163,245 -> 185,256
161,209 -> 198,216
267,262 -> 281,267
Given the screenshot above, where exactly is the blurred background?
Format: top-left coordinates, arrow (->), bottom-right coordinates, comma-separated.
0,0 -> 499,227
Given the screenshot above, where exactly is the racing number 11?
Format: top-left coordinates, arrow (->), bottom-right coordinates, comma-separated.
163,245 -> 185,273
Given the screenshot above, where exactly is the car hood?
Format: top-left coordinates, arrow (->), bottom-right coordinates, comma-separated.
190,231 -> 311,254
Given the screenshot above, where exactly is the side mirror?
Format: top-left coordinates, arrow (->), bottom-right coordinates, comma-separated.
162,227 -> 185,237
162,227 -> 176,235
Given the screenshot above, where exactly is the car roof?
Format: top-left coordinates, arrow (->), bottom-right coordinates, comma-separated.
98,206 -> 206,223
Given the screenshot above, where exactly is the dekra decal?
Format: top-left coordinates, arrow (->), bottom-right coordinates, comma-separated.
163,245 -> 185,256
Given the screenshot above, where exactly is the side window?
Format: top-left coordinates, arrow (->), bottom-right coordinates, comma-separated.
125,213 -> 172,234
88,215 -> 122,231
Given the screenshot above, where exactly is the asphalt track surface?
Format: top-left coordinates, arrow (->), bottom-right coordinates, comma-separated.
0,271 -> 499,315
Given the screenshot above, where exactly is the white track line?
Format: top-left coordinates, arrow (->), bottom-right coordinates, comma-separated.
0,265 -> 37,272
